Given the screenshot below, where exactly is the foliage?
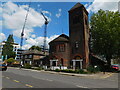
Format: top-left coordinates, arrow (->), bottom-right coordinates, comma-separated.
87,65 -> 100,73
90,10 -> 120,66
7,34 -> 14,43
55,69 -> 60,72
34,66 -> 43,70
54,69 -> 88,74
6,58 -> 15,64
6,58 -> 15,66
29,45 -> 41,51
24,63 -> 32,69
2,34 -> 16,60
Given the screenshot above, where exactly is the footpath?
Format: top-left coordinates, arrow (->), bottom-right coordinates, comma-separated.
8,67 -> 114,79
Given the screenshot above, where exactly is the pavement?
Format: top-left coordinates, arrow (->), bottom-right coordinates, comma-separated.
2,67 -> 119,89
8,67 -> 116,79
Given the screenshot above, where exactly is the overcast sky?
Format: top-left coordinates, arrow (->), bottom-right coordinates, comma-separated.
0,0 -> 119,49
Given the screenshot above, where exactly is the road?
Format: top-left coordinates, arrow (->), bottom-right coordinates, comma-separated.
1,68 -> 119,89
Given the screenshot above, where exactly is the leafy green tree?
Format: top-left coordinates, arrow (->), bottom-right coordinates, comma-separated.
2,34 -> 16,60
29,45 -> 41,51
7,34 -> 14,43
6,58 -> 15,65
90,9 -> 120,67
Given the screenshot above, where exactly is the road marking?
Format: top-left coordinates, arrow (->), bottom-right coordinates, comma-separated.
46,79 -> 53,82
25,84 -> 33,88
101,73 -> 114,79
6,77 -> 10,79
13,80 -> 20,83
76,85 -> 88,88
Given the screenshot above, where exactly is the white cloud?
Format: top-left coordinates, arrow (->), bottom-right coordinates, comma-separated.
13,28 -> 34,38
87,0 -> 119,13
56,8 -> 62,18
0,21 -> 2,26
23,34 -> 59,50
0,33 -> 6,41
22,44 -> 31,50
31,34 -> 36,38
2,2 -> 51,39
42,10 -> 52,16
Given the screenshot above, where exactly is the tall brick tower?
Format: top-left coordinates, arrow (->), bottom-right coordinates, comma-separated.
68,3 -> 89,69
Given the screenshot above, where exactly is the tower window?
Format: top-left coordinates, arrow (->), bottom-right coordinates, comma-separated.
73,15 -> 80,24
58,44 -> 65,52
75,42 -> 79,48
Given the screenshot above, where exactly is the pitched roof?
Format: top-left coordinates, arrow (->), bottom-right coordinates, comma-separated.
69,2 -> 83,12
22,50 -> 45,55
49,34 -> 69,43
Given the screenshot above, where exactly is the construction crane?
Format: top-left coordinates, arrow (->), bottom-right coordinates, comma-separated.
20,2 -> 31,62
20,3 -> 31,50
41,12 -> 49,54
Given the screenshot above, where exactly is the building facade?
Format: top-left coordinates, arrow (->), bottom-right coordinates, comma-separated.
49,3 -> 89,69
49,34 -> 70,69
0,41 -> 20,61
21,50 -> 45,66
69,3 -> 89,69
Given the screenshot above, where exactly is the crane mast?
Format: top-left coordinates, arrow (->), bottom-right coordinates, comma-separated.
41,12 -> 49,54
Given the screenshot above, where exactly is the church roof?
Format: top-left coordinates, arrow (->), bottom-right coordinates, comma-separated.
22,50 -> 45,55
49,34 -> 69,44
69,2 -> 83,12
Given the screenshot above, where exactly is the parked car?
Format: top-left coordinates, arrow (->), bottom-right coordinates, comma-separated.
0,64 -> 7,71
111,65 -> 119,71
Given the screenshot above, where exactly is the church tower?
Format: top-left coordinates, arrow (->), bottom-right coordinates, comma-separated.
68,3 -> 89,69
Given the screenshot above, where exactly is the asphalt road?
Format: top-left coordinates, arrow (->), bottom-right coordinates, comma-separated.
1,68 -> 119,89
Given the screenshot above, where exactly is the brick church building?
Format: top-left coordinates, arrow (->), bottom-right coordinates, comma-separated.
49,3 -> 89,69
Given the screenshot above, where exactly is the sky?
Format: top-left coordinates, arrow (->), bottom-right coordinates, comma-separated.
0,0 -> 119,50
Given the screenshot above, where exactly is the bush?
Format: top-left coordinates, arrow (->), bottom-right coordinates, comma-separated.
34,67 -> 43,70
24,63 -> 32,69
55,69 -> 60,72
87,65 -> 100,73
60,69 -> 75,73
6,58 -> 15,66
75,69 -> 88,74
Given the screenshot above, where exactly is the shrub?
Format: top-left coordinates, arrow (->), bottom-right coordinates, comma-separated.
24,63 -> 32,69
6,58 -> 15,66
87,65 -> 100,73
55,69 -> 60,72
75,69 -> 88,74
60,69 -> 75,73
34,67 -> 43,70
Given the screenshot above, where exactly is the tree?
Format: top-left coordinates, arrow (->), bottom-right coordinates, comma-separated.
6,58 -> 15,65
7,34 -> 14,43
90,9 -> 120,67
29,45 -> 41,51
2,34 -> 16,60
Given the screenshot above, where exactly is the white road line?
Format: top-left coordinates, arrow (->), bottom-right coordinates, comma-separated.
31,70 -> 41,72
76,85 -> 88,88
46,79 -> 53,82
6,77 -> 10,79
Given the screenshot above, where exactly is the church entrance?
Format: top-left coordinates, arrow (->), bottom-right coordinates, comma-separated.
76,61 -> 80,69
72,56 -> 83,70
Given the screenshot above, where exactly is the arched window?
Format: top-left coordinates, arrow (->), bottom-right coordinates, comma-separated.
58,44 -> 65,52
